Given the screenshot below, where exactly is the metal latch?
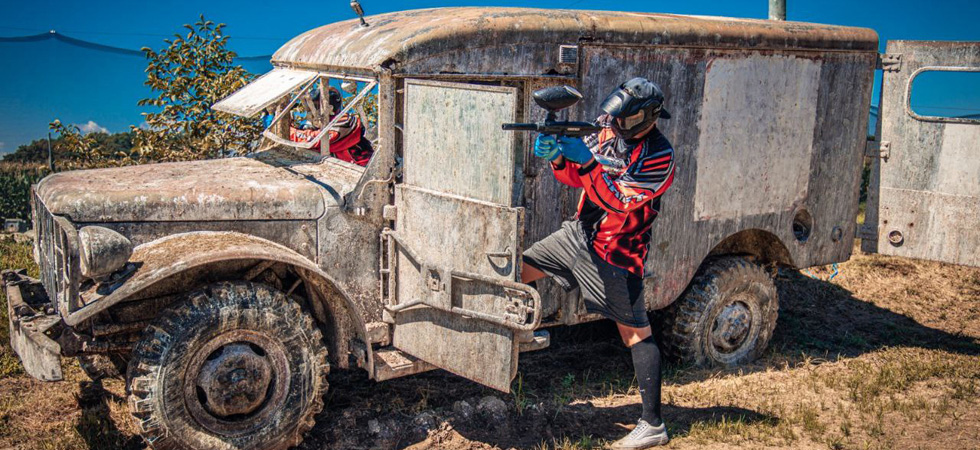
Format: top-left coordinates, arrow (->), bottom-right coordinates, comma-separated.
878,53 -> 902,72
425,268 -> 444,292
865,140 -> 891,160
502,288 -> 535,326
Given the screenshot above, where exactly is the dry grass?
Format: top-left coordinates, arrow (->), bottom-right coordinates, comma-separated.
0,237 -> 140,449
0,237 -> 978,450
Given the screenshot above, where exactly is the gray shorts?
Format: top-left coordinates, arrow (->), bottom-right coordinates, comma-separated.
522,221 -> 649,328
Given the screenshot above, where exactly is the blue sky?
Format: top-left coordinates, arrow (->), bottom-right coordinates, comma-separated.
1,0 -> 978,155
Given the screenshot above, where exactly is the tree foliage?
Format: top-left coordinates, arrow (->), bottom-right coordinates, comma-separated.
133,15 -> 261,161
48,121 -> 139,169
0,16 -> 261,221
0,164 -> 48,221
0,130 -> 133,166
0,124 -> 136,220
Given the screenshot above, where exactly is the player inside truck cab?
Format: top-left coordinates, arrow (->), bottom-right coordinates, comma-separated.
276,83 -> 374,166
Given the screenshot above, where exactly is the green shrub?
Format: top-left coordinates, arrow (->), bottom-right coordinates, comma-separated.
0,163 -> 49,222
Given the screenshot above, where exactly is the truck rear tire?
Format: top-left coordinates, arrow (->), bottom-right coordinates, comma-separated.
660,257 -> 778,367
126,281 -> 329,450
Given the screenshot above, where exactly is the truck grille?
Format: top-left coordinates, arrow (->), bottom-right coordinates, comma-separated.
32,190 -> 79,313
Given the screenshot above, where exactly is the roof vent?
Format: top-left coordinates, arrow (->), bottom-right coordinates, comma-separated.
558,45 -> 579,65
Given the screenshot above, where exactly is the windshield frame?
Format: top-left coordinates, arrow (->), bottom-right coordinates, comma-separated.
260,72 -> 379,156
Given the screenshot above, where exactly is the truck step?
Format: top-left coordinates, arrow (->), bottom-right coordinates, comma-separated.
373,348 -> 435,381
519,330 -> 550,353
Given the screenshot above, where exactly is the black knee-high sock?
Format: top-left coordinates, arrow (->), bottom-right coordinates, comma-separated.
630,335 -> 663,426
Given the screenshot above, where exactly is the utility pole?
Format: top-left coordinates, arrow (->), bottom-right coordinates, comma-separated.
769,0 -> 786,20
46,132 -> 54,172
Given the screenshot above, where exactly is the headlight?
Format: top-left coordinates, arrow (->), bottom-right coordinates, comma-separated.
78,226 -> 133,280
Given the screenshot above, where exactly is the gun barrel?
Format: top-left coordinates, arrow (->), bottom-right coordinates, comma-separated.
501,123 -> 539,131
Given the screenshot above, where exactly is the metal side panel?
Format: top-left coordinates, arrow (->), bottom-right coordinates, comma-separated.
402,79 -> 519,206
212,67 -> 317,117
874,41 -> 980,267
390,184 -> 525,391
392,308 -> 519,391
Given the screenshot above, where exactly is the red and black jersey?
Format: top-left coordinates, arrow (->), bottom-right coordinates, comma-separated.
326,114 -> 374,166
289,113 -> 375,166
552,126 -> 675,276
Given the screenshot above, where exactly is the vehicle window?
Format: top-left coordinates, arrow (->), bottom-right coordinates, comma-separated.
908,69 -> 980,123
260,76 -> 379,167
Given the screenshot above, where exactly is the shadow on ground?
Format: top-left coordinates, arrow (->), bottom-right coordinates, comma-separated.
771,269 -> 980,359
75,380 -> 143,450
57,259 -> 979,450
299,268 -> 979,449
303,373 -> 776,450
448,403 -> 775,449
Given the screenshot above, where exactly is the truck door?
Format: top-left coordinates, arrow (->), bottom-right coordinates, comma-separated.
864,41 -> 980,267
381,79 -> 540,391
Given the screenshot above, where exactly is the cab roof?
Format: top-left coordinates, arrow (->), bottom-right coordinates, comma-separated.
272,7 -> 878,75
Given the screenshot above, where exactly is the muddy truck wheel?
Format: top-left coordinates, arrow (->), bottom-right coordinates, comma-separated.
660,257 -> 778,367
126,282 -> 329,450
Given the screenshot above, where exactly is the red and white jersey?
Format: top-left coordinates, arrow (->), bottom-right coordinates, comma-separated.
552,126 -> 675,276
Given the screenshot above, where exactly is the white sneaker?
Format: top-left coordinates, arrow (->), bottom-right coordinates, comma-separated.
609,419 -> 669,449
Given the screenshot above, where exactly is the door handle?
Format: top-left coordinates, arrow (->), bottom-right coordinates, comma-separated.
485,247 -> 512,259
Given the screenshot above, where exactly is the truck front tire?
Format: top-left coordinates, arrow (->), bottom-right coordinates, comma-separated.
660,257 -> 778,367
126,282 -> 329,450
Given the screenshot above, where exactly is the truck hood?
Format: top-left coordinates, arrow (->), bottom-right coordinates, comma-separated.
35,157 -> 349,222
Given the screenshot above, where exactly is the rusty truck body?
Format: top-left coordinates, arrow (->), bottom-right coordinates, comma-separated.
4,7 -> 978,450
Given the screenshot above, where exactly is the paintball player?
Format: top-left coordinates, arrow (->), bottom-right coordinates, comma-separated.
522,77 -> 675,449
289,86 -> 374,166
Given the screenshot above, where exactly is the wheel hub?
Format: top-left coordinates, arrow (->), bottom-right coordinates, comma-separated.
711,301 -> 752,353
197,343 -> 273,418
184,329 -> 290,436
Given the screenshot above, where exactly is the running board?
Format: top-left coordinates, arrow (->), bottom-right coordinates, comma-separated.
519,330 -> 551,352
373,348 -> 436,381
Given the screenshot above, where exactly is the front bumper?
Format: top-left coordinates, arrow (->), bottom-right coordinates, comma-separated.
3,270 -> 63,381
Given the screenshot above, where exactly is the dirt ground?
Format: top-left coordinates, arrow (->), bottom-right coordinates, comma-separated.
1,237 -> 978,450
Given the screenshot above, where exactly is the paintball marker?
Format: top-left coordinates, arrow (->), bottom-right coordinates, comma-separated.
502,85 -> 602,137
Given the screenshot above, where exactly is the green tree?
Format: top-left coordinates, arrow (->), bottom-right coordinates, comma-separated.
133,15 -> 261,161
1,138 -> 51,164
47,120 -> 138,170
1,129 -> 135,167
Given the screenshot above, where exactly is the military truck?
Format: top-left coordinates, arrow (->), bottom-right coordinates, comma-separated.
4,7 -> 978,450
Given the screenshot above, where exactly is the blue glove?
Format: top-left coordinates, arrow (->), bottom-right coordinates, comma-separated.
557,136 -> 593,164
534,134 -> 560,161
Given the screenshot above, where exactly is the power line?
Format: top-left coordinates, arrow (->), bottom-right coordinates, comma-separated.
0,30 -> 273,60
0,25 -> 290,41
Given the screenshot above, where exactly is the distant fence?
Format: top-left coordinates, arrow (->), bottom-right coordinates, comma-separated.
0,163 -> 49,223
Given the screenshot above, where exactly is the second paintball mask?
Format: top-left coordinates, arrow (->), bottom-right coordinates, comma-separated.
599,77 -> 671,140
328,87 -> 344,118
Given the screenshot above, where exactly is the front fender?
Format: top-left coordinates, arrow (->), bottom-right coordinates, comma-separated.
66,231 -> 372,368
